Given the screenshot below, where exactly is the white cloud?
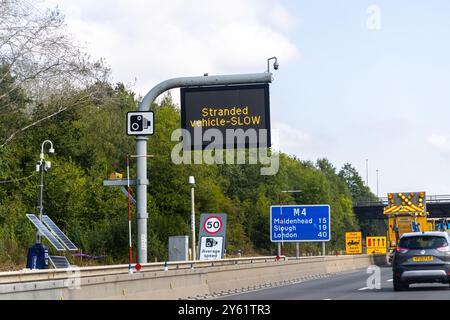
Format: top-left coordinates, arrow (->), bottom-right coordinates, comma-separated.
428,134 -> 450,154
271,121 -> 311,155
267,3 -> 298,31
43,0 -> 300,98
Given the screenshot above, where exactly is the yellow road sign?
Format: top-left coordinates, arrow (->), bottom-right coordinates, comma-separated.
109,172 -> 123,180
346,232 -> 362,254
384,192 -> 426,215
366,236 -> 387,254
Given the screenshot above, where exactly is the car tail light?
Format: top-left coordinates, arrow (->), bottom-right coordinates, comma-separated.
437,246 -> 450,252
396,247 -> 408,253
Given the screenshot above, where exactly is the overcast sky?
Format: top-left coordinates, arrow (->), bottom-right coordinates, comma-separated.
43,0 -> 450,197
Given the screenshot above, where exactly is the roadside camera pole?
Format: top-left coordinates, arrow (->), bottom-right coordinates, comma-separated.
135,71 -> 274,263
36,140 -> 55,243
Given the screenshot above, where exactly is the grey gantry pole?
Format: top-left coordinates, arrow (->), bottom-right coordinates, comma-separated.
135,72 -> 273,263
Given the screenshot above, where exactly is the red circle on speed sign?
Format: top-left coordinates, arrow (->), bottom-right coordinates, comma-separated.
203,216 -> 223,234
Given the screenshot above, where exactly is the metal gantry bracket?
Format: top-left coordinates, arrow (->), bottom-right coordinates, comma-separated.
134,72 -> 274,264
103,180 -> 137,205
103,179 -> 137,187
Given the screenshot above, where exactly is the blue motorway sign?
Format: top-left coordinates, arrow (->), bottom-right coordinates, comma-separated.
270,205 -> 330,242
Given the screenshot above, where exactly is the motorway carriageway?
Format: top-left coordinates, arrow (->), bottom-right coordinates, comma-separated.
218,266 -> 450,300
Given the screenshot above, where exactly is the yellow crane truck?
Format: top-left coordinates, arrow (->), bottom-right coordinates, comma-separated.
384,192 -> 432,251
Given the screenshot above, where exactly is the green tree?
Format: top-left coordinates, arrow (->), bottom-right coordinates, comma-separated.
339,163 -> 384,237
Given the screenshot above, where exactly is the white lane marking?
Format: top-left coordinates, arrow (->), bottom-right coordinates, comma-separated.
358,287 -> 370,291
386,279 -> 393,282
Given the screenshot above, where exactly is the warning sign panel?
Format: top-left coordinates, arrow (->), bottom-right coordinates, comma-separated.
199,236 -> 224,260
366,236 -> 387,254
345,232 -> 362,254
181,84 -> 271,149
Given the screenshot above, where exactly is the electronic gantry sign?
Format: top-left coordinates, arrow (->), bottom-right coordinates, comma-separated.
180,84 -> 271,150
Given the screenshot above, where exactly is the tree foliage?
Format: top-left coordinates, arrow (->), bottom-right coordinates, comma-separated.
0,0 -> 381,270
0,0 -> 110,147
0,81 -> 378,268
339,163 -> 384,237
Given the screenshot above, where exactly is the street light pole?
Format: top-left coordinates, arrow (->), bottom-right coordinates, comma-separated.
376,169 -> 379,198
189,176 -> 196,260
365,159 -> 369,187
36,140 -> 55,243
37,161 -> 44,220
36,161 -> 44,244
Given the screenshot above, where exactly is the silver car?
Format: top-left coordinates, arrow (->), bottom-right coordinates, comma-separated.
392,231 -> 450,291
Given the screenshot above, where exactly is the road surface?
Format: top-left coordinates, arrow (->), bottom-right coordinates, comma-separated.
218,266 -> 450,300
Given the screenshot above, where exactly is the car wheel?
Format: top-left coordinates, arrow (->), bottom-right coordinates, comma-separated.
393,278 -> 408,291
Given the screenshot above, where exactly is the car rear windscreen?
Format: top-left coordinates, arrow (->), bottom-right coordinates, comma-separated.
398,236 -> 448,249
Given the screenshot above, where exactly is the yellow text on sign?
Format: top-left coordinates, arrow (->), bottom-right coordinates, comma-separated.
345,232 -> 362,254
366,236 -> 387,254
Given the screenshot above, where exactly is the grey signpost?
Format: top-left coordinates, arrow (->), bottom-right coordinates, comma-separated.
198,213 -> 228,260
135,72 -> 273,263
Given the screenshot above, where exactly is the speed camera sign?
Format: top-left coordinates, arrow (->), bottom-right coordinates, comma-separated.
126,111 -> 154,136
198,213 -> 227,260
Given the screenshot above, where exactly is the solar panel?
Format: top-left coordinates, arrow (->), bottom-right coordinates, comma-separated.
42,215 -> 78,251
26,214 -> 65,251
49,255 -> 71,269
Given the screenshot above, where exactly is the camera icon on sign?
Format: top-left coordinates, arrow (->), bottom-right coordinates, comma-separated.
205,238 -> 218,247
130,115 -> 151,132
127,111 -> 154,136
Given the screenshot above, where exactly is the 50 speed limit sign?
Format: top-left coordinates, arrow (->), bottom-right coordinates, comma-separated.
198,213 -> 227,260
203,216 -> 223,234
